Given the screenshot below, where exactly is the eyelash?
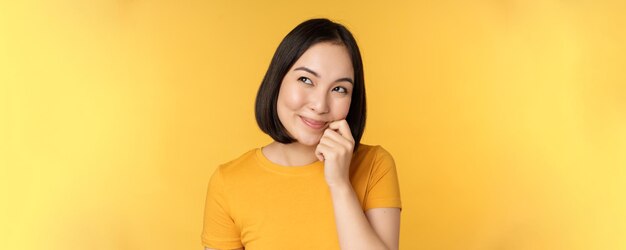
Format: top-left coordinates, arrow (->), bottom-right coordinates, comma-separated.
298,76 -> 313,85
298,76 -> 349,94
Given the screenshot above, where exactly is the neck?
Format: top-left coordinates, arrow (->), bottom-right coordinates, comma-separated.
262,141 -> 319,167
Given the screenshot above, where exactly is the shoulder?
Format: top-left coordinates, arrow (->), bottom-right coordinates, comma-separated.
350,144 -> 396,177
354,143 -> 395,163
211,148 -> 259,178
207,148 -> 260,193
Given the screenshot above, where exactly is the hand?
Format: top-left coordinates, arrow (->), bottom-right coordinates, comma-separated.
315,119 -> 355,188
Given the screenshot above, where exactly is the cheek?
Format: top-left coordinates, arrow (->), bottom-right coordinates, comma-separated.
277,83 -> 305,112
332,98 -> 352,119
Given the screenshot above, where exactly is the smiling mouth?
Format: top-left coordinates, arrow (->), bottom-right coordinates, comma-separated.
300,116 -> 327,130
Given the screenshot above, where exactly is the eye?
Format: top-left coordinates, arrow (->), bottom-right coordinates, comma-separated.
298,76 -> 313,85
333,86 -> 349,94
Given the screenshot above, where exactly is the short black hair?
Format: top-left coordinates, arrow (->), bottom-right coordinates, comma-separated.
255,18 -> 366,152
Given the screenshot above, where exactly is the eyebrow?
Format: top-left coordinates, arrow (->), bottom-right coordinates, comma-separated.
294,66 -> 354,85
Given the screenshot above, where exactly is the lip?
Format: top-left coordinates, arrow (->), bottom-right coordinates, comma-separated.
300,116 -> 327,130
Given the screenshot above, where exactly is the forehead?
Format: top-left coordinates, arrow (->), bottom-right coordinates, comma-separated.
290,42 -> 354,78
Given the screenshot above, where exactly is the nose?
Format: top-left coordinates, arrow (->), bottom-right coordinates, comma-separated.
308,89 -> 330,114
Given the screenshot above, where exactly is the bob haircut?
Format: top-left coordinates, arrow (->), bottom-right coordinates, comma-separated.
255,18 -> 366,153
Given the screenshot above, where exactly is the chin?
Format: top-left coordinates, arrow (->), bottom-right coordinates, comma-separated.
295,134 -> 322,146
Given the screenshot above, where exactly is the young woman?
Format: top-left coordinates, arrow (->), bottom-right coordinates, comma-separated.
202,18 -> 402,250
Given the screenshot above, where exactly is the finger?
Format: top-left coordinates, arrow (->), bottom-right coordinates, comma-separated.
322,128 -> 353,149
315,142 -> 332,162
319,139 -> 344,161
328,120 -> 354,142
315,150 -> 324,162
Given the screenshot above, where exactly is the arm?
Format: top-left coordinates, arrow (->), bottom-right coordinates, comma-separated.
366,207 -> 401,250
316,121 -> 401,250
202,168 -> 245,250
329,184 -> 401,250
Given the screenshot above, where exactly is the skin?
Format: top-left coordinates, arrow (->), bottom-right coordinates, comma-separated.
205,42 -> 400,250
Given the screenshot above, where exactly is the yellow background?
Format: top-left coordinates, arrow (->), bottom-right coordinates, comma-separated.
1,0 -> 624,249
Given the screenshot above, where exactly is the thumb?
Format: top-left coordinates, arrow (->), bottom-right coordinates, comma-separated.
315,147 -> 325,162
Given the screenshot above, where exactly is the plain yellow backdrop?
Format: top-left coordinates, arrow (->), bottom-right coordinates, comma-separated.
1,0 -> 625,249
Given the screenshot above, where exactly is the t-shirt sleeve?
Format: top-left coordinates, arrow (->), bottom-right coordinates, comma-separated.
201,167 -> 244,249
364,146 -> 403,211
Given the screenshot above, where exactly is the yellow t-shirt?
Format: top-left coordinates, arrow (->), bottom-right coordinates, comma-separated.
201,144 -> 402,249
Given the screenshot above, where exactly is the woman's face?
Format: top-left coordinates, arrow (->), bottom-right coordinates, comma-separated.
276,42 -> 354,146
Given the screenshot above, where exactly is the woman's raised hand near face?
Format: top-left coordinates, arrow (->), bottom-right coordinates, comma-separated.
315,119 -> 355,188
